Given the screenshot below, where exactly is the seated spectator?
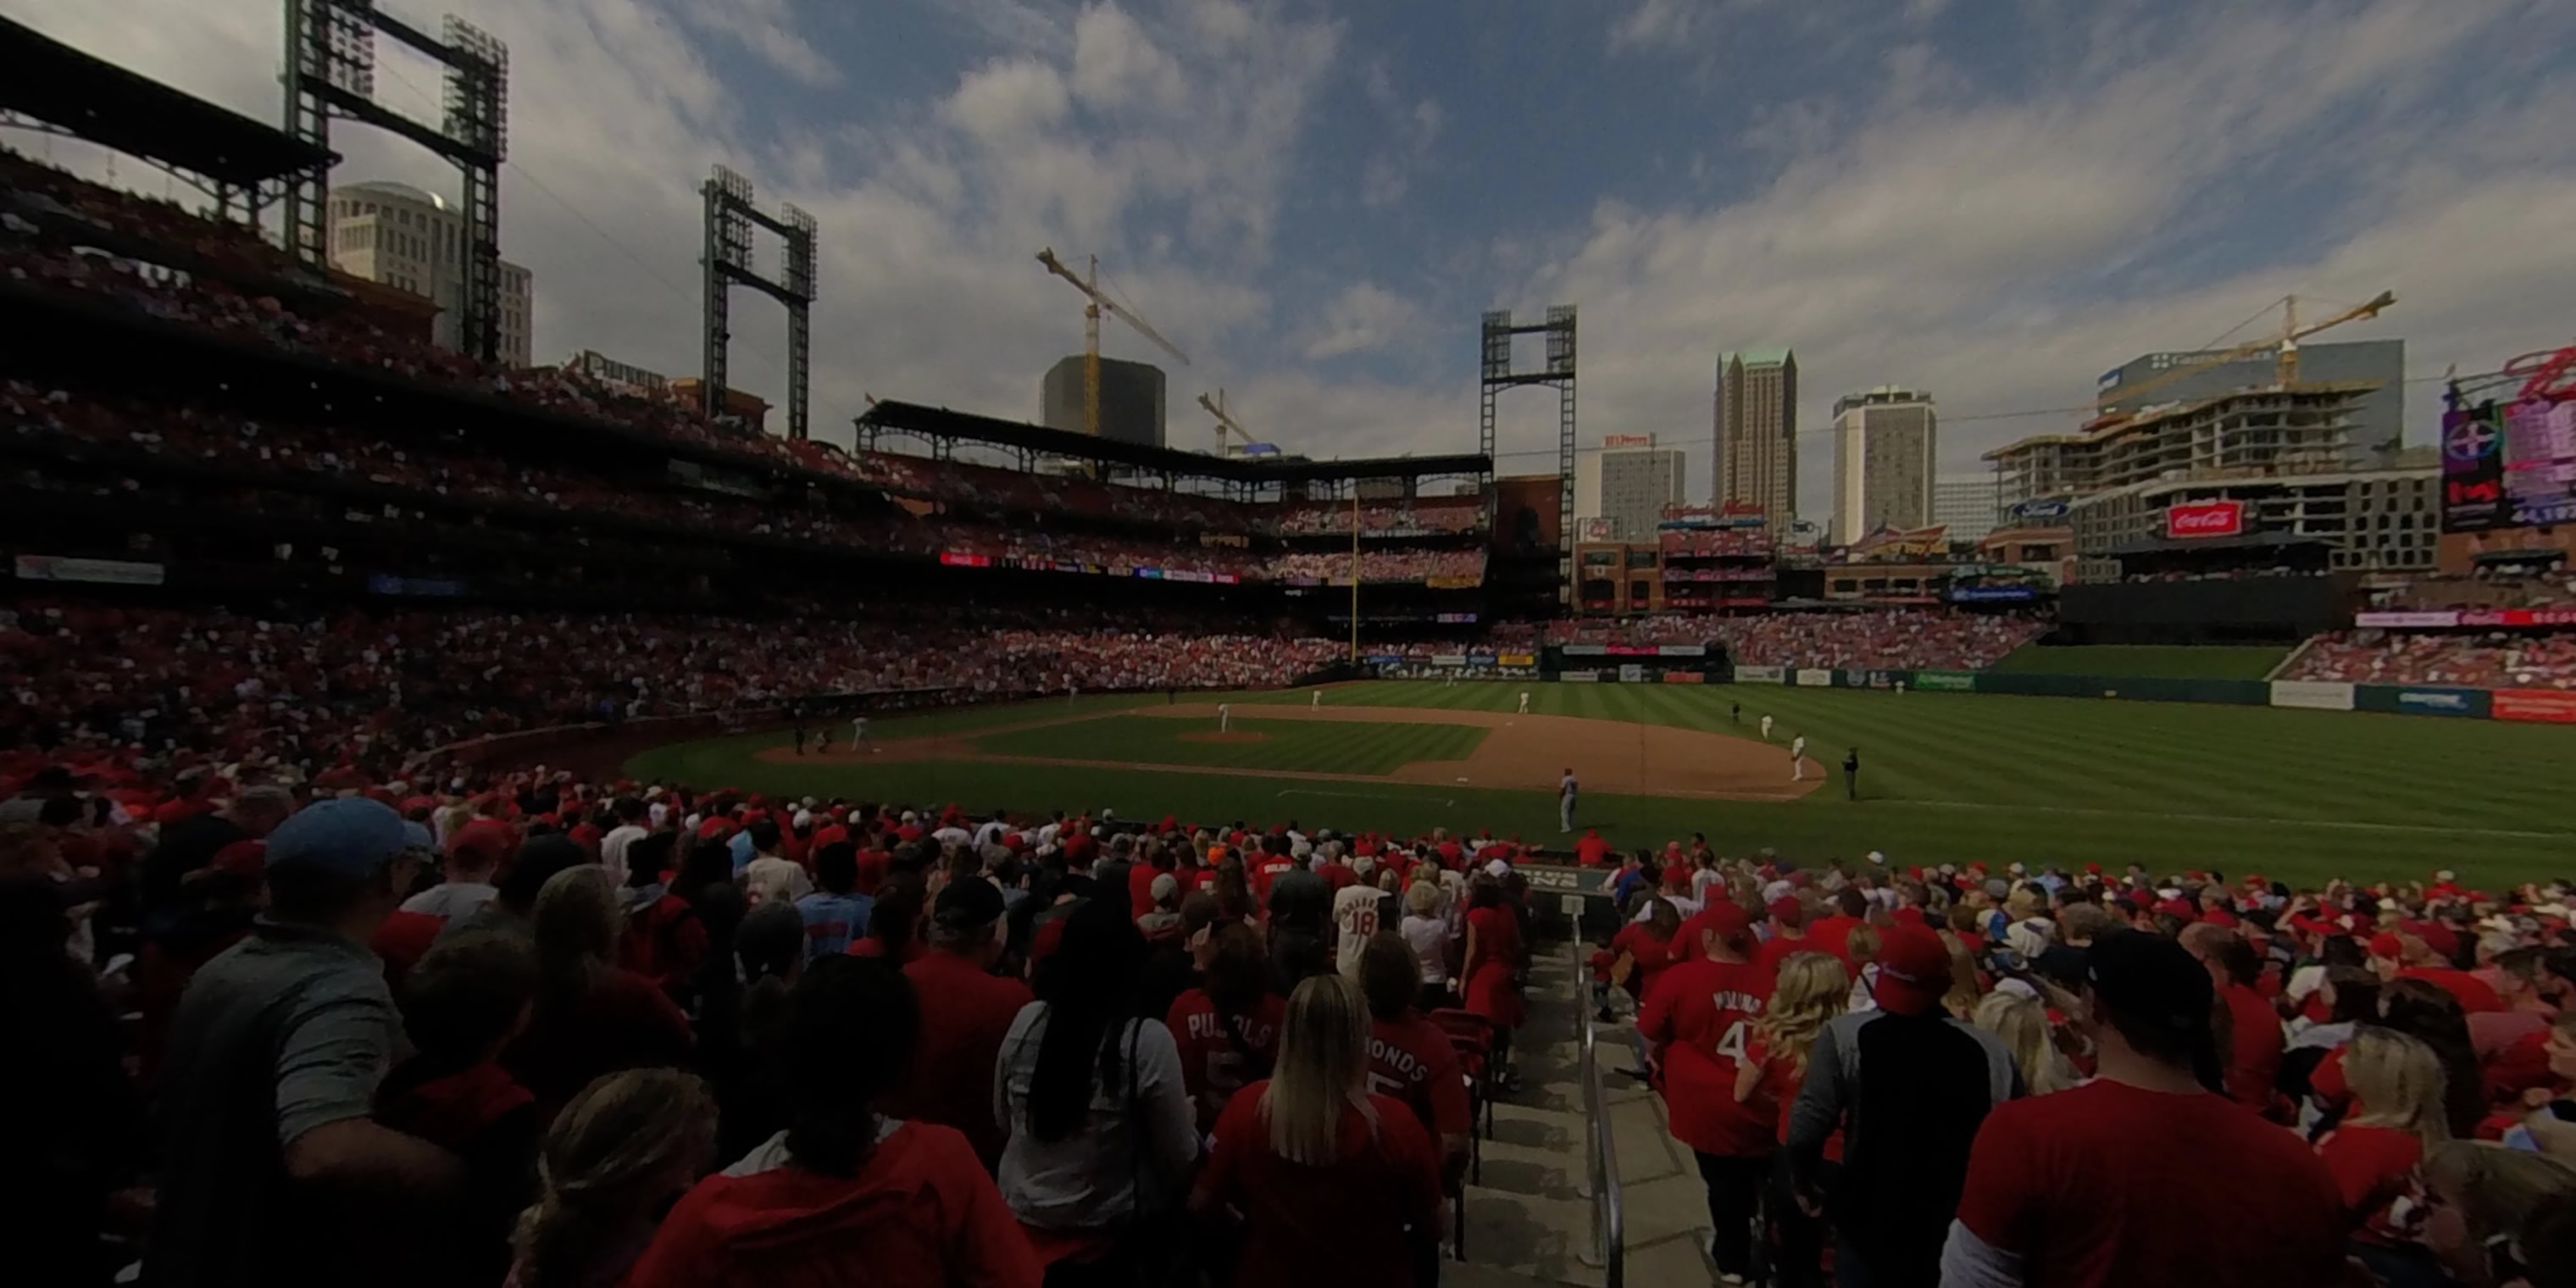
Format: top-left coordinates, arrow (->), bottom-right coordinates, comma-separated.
793,842 -> 869,958
847,874 -> 929,964
622,840 -> 728,995
627,958 -> 1040,1287
707,903 -> 807,1164
2418,1141 -> 2576,1288
148,798 -> 461,1288
1192,974 -> 1444,1288
995,897 -> 1197,1278
376,928 -> 543,1287
503,866 -> 694,1119
2316,1027 -> 2453,1285
513,1069 -> 718,1288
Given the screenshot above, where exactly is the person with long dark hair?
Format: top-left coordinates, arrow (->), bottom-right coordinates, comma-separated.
626,958 -> 1039,1286
1169,922 -> 1285,1132
847,873 -> 929,964
995,897 -> 1198,1283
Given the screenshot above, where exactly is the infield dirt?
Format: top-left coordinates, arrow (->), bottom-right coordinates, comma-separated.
759,702 -> 1824,802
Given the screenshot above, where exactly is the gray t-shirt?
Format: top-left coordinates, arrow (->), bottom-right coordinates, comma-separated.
148,919 -> 402,1288
991,1003 -> 1197,1231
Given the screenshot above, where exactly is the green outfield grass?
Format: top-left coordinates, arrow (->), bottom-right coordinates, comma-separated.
971,714 -> 1486,774
624,680 -> 2576,886
1987,643 -> 2292,680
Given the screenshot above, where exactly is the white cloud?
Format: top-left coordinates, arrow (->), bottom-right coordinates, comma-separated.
1300,283 -> 1426,361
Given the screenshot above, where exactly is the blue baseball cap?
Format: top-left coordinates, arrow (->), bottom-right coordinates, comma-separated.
265,798 -> 414,877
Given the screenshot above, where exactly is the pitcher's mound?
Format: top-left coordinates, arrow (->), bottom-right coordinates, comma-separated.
1179,731 -> 1269,745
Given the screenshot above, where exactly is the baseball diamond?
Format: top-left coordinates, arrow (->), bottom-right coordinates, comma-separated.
629,678 -> 2576,885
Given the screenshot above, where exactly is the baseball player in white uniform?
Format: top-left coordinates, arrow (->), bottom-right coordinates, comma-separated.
1518,691 -> 1530,714
1760,713 -> 1775,741
1219,702 -> 1232,733
1790,734 -> 1808,781
1313,690 -> 1323,708
852,716 -> 871,751
1559,768 -> 1579,832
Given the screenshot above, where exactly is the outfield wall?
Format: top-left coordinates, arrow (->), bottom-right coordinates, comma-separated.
1718,663 -> 2570,723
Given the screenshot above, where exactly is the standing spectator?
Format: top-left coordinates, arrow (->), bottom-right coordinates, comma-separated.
741,821 -> 812,907
847,873 -> 929,964
514,1069 -> 718,1288
1398,881 -> 1452,1010
504,866 -> 695,1118
147,798 -> 460,1288
2418,1142 -> 2576,1288
597,798 -> 651,886
893,876 -> 1030,1169
626,959 -> 1041,1288
794,842 -> 870,958
1940,931 -> 2345,1288
1192,974 -> 1445,1288
1169,923 -> 1286,1133
376,928 -> 543,1288
1789,921 -> 2016,1286
2184,923 -> 2285,1113
1357,933 -> 1472,1167
994,897 -> 1198,1280
1641,899 -> 1775,1284
0,874 -> 141,1286
401,818 -> 512,924
140,786 -> 293,931
1735,950 -> 1849,1288
1460,875 -> 1526,1079
1973,990 -> 2077,1096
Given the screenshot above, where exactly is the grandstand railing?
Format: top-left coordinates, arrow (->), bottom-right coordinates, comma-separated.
1574,938 -> 1626,1288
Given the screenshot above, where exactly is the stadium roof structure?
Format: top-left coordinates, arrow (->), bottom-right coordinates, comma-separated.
0,15 -> 335,188
855,399 -> 1491,486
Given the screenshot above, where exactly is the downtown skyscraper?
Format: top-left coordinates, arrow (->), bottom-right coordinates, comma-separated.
1714,349 -> 1797,535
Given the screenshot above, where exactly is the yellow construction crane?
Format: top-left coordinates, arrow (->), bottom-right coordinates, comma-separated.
2090,290 -> 2396,427
1196,388 -> 1270,457
1035,248 -> 1191,436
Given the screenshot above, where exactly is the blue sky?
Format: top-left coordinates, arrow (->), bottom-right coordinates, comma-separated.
16,0 -> 2576,518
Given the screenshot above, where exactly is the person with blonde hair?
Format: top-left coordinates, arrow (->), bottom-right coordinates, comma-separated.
2419,1141 -> 2576,1288
1398,880 -> 1452,1009
1735,951 -> 1848,1288
1193,974 -> 1443,1288
510,1069 -> 717,1288
502,866 -> 693,1118
2317,1027 -> 2452,1282
1973,989 -> 2076,1096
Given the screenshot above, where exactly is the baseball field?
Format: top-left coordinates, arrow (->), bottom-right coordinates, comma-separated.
622,680 -> 2576,887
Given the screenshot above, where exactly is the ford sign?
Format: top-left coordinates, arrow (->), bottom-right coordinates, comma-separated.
2007,498 -> 2071,521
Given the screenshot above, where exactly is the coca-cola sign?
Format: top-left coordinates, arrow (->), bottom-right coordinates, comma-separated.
2165,500 -> 2244,539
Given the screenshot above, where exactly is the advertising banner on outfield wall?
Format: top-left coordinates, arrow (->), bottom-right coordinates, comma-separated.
1661,670 -> 1706,684
1563,670 -> 1601,683
1732,665 -> 1785,685
1431,654 -> 1468,668
1912,671 -> 1977,692
2359,686 -> 2490,718
1656,644 -> 1708,658
14,555 -> 167,586
2269,680 -> 2357,711
1796,669 -> 1835,687
1618,664 -> 1646,682
1498,653 -> 1537,667
1563,644 -> 1607,658
2494,690 -> 2576,723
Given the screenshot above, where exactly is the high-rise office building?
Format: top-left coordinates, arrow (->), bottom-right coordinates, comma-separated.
2096,339 -> 2403,464
1829,386 -> 1936,543
326,181 -> 534,367
1714,349 -> 1797,535
1041,356 -> 1168,447
1574,434 -> 1685,542
1934,471 -> 2002,541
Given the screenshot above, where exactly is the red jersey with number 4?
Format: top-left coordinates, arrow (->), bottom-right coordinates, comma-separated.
1638,958 -> 1775,1157
1954,1079 -> 2343,1288
1168,990 -> 1287,1130
1368,1012 -> 1473,1142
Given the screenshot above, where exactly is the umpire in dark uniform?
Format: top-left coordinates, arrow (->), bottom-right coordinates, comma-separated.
1842,747 -> 1861,801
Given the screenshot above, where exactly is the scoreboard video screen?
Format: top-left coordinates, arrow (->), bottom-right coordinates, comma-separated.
2444,397 -> 2576,532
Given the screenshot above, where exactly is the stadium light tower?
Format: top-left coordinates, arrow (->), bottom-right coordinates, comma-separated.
1480,306 -> 1579,602
699,164 -> 819,440
281,0 -> 509,363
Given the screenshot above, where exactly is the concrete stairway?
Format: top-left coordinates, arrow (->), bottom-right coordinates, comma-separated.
1454,944 -> 1717,1287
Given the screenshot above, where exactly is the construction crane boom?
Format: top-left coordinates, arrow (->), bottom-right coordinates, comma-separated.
1036,247 -> 1190,437
1197,388 -> 1269,457
2090,290 -> 2396,426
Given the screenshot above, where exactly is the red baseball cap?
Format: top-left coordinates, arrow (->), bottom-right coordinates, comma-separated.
1768,896 -> 1804,928
1872,924 -> 1952,1015
2368,931 -> 2406,959
445,818 -> 516,869
1697,899 -> 1752,948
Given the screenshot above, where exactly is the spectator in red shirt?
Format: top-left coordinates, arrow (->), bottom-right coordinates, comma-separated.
892,877 -> 1031,1169
846,874 -> 929,965
627,958 -> 1041,1288
1940,931 -> 2345,1288
1756,895 -> 1811,980
503,866 -> 695,1120
1191,974 -> 1443,1288
1607,897 -> 1684,1006
1459,875 -> 1526,1071
376,927 -> 541,1288
1733,949 -> 1848,1288
622,840 -> 728,995
2316,1027 -> 2452,1286
1169,923 -> 1285,1132
1357,932 -> 1472,1166
1572,827 -> 1613,868
1639,899 -> 1774,1283
511,1068 -> 718,1288
1805,887 -> 1868,970
2373,930 -> 2505,1013
2183,924 -> 2285,1115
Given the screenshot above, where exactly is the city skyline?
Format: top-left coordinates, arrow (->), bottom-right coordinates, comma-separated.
25,0 -> 2571,525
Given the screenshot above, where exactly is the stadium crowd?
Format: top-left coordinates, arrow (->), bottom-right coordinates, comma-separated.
2381,573 -> 2576,613
8,758 -> 2574,1287
2289,631 -> 2576,691
1271,548 -> 1486,583
1275,501 -> 1485,536
1543,611 -> 2046,670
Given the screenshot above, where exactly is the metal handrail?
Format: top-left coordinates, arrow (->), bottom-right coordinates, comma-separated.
1574,938 -> 1625,1288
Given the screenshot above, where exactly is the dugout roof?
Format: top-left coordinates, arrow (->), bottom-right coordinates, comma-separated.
857,399 -> 1490,485
0,16 -> 335,186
